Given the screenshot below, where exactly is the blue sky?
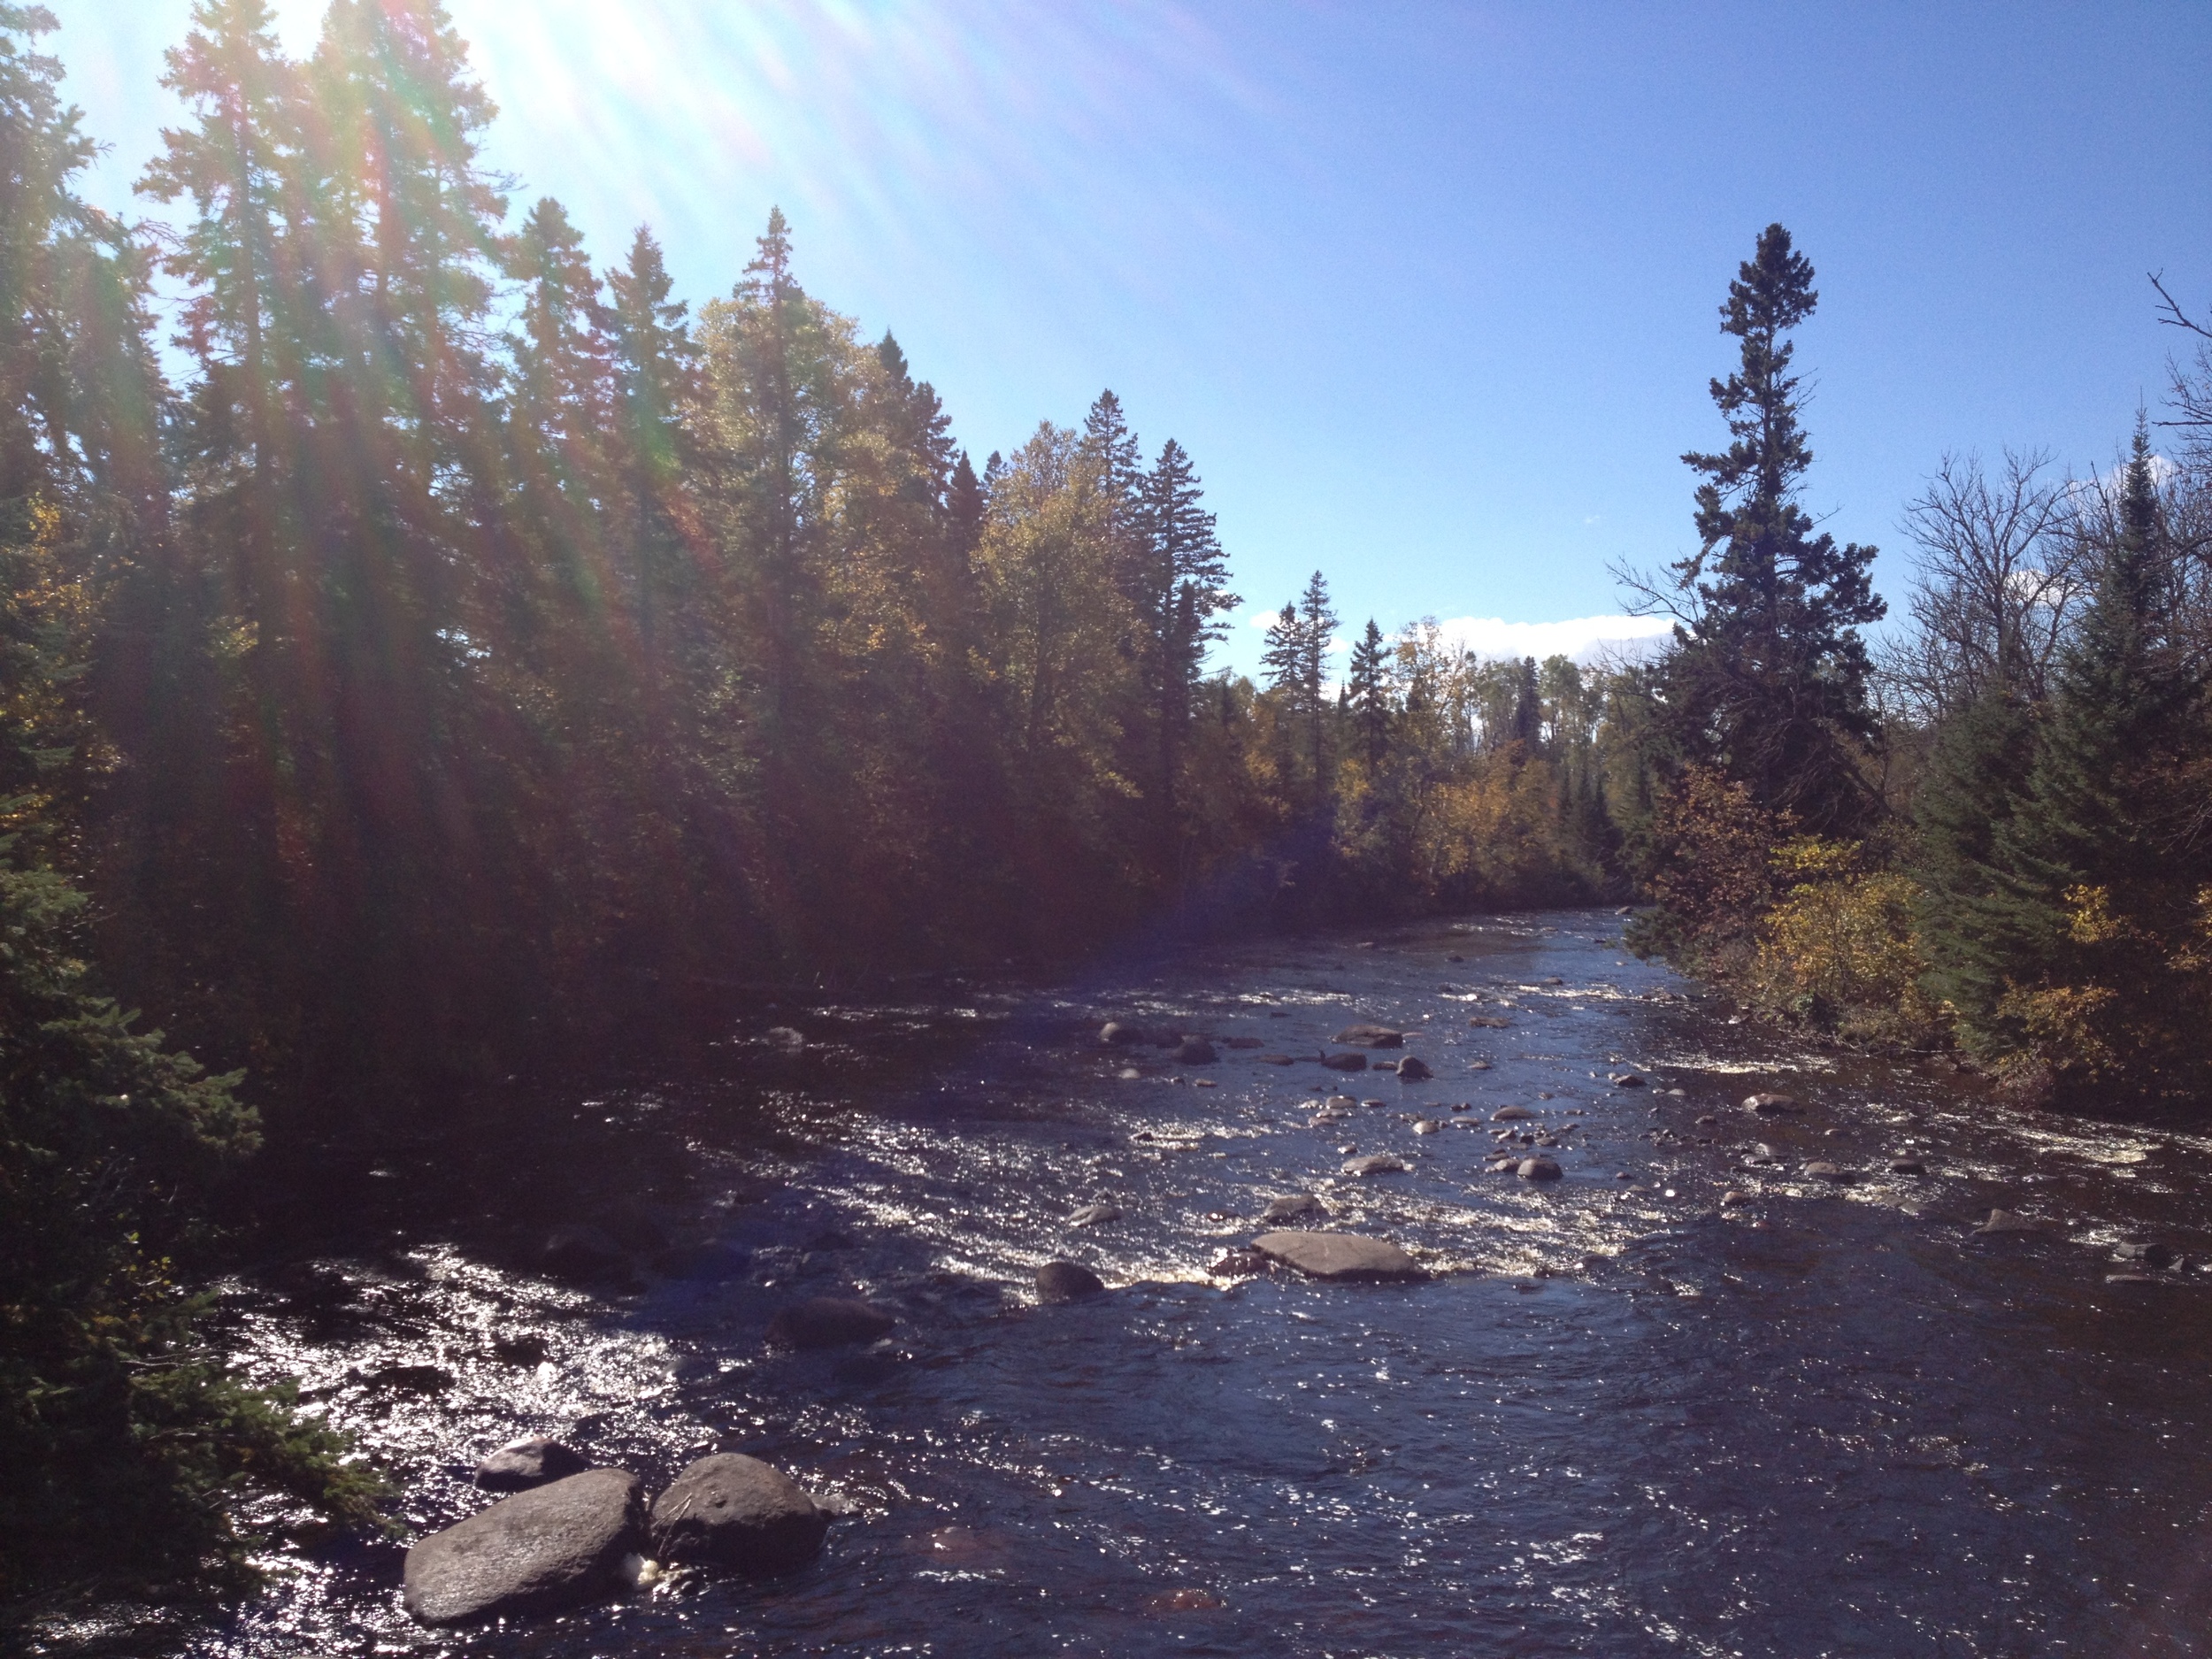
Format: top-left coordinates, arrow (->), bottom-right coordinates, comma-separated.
47,1 -> 2212,676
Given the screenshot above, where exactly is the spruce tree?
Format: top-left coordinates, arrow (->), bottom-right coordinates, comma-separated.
1966,420 -> 2210,1092
1347,618 -> 1391,769
1649,224 -> 1886,836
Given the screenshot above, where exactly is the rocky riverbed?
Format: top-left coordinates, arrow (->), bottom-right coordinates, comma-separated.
27,910 -> 2212,1656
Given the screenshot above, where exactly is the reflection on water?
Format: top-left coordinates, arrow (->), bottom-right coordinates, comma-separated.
45,911 -> 2212,1655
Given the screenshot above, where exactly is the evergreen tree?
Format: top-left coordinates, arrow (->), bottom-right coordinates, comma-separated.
1132,436 -> 1233,877
1962,421 -> 2212,1093
1645,223 -> 1886,836
1347,618 -> 1391,769
1262,572 -> 1335,807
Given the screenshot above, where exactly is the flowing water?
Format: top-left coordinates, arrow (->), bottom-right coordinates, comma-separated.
47,910 -> 2212,1656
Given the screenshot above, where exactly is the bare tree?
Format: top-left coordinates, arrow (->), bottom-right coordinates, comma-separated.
1883,449 -> 2082,722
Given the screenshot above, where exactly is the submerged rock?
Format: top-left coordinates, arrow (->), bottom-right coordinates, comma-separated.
1333,1024 -> 1404,1048
1257,1053 -> 1296,1065
1174,1036 -> 1218,1064
2115,1240 -> 2176,1268
403,1468 -> 645,1626
1034,1260 -> 1107,1302
766,1297 -> 895,1349
539,1224 -> 626,1281
1260,1193 -> 1330,1224
1100,1021 -> 1146,1047
474,1437 -> 588,1493
1396,1056 -> 1433,1080
1319,1051 -> 1368,1071
1976,1209 -> 2056,1235
1340,1154 -> 1409,1177
1252,1230 -> 1422,1281
648,1454 -> 828,1574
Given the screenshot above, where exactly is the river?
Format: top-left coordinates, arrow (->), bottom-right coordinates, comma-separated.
50,909 -> 2212,1657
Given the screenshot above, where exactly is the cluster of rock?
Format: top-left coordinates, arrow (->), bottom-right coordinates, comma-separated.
404,1289 -> 919,1626
403,1452 -> 828,1626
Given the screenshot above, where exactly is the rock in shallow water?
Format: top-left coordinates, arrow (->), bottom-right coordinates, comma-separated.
1034,1260 -> 1107,1301
1333,1024 -> 1403,1048
474,1437 -> 588,1493
648,1454 -> 828,1574
1252,1230 -> 1423,1281
539,1224 -> 625,1280
1340,1154 -> 1409,1177
1174,1036 -> 1218,1064
766,1297 -> 895,1349
1320,1051 -> 1368,1071
1976,1209 -> 2056,1235
1067,1202 -> 1123,1227
1743,1093 -> 1801,1115
403,1468 -> 644,1626
1395,1056 -> 1433,1080
1260,1193 -> 1329,1224
1517,1156 -> 1563,1181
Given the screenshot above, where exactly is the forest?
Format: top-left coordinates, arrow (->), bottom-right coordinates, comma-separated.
2,0 -> 2208,1615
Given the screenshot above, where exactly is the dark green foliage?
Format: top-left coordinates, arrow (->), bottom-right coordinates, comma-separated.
1943,423 -> 2212,1093
1347,619 -> 1389,768
1643,224 -> 1886,839
1910,686 -> 2036,1052
0,854 -> 381,1596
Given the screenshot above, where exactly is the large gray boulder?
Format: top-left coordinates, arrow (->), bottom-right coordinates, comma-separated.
648,1454 -> 828,1574
1252,1231 -> 1422,1281
403,1468 -> 644,1626
766,1297 -> 895,1349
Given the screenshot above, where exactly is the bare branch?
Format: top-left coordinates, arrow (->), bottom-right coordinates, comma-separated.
2152,271 -> 2212,342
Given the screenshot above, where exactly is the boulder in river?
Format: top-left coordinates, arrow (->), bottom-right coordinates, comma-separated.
1802,1161 -> 1852,1181
1258,1053 -> 1296,1065
1517,1156 -> 1563,1181
1252,1230 -> 1423,1281
1035,1260 -> 1107,1301
1174,1036 -> 1218,1064
1492,1104 -> 1536,1121
1340,1154 -> 1409,1177
1743,1093 -> 1801,1114
1886,1157 -> 1928,1177
539,1224 -> 625,1281
1333,1025 -> 1404,1048
1320,1052 -> 1368,1071
1468,1016 -> 1512,1029
1975,1209 -> 2057,1236
1610,1072 -> 1646,1088
766,1297 -> 895,1349
648,1454 -> 828,1574
1067,1202 -> 1123,1227
2115,1240 -> 2176,1267
1100,1021 -> 1145,1047
1413,1119 -> 1442,1134
474,1437 -> 588,1493
403,1468 -> 645,1626
1261,1193 -> 1330,1224
1396,1056 -> 1433,1080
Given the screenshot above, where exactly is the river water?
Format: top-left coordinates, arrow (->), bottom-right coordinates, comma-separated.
58,910 -> 2212,1656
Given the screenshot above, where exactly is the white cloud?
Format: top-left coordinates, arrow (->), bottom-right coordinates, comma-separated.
1432,613 -> 1675,664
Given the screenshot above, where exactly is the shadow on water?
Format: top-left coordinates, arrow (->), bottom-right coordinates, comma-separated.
32,910 -> 2212,1656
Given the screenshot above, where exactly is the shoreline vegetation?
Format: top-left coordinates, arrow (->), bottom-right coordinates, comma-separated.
1,0 -> 2207,1620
